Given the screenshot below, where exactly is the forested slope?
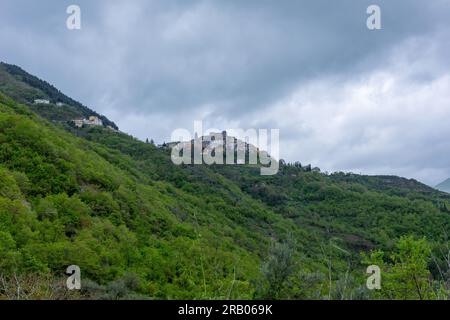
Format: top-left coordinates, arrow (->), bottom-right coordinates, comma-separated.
0,64 -> 449,300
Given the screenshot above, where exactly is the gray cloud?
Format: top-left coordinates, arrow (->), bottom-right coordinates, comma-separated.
1,0 -> 450,185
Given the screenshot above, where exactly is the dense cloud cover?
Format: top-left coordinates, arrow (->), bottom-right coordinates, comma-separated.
1,0 -> 449,185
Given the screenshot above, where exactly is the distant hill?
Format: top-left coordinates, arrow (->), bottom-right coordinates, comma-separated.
0,62 -> 118,129
436,178 -> 450,193
330,173 -> 450,198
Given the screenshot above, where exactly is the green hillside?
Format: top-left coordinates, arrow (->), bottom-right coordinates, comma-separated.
436,178 -> 450,193
0,64 -> 449,300
0,62 -> 117,129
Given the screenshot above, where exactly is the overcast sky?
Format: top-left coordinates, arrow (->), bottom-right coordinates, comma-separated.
1,0 -> 450,185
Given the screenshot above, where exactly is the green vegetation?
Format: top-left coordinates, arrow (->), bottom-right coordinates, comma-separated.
0,64 -> 449,300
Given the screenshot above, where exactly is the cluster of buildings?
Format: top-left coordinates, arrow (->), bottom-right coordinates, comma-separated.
165,131 -> 262,165
32,98 -> 110,130
73,116 -> 103,128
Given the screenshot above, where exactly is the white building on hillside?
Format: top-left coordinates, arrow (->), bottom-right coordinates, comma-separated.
73,119 -> 84,128
72,116 -> 103,128
34,99 -> 50,104
86,116 -> 103,126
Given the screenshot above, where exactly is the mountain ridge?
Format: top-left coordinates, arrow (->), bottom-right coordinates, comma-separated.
436,178 -> 450,193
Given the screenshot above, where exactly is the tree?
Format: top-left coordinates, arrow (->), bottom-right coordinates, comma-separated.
389,236 -> 434,299
0,231 -> 18,273
254,241 -> 295,299
363,236 -> 437,300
